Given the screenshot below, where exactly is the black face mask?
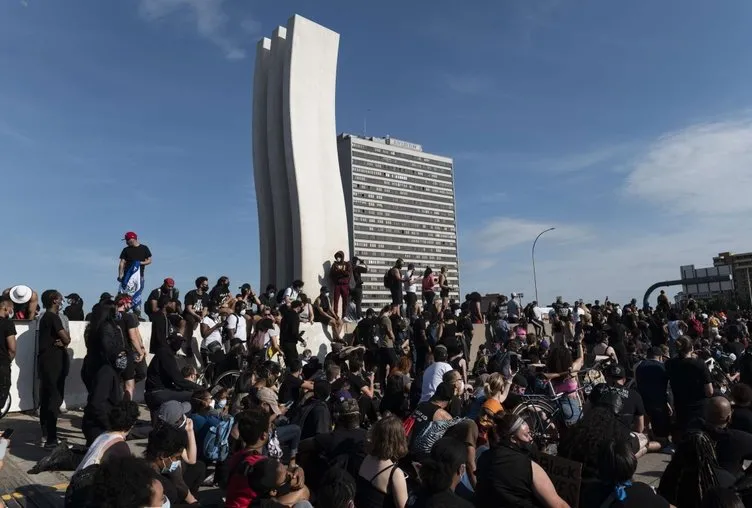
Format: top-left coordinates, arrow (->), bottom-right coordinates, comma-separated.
169,338 -> 184,352
201,285 -> 209,291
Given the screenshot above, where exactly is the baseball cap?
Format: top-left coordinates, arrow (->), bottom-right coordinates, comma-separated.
99,292 -> 113,301
240,283 -> 252,291
512,373 -> 529,388
605,363 -> 627,379
123,231 -> 138,241
337,398 -> 360,415
157,400 -> 191,428
164,278 -> 175,287
64,293 -> 81,300
256,387 -> 281,415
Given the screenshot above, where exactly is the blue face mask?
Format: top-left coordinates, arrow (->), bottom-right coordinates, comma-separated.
161,458 -> 180,474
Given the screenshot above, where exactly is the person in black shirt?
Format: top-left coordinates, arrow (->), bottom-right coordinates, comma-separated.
0,298 -> 17,411
63,293 -> 85,321
145,278 -> 179,321
412,437 -> 474,508
37,289 -> 71,448
145,334 -> 203,410
580,439 -> 670,508
666,337 -> 713,433
730,383 -> 752,434
278,358 -> 313,405
413,311 -> 430,373
118,231 -> 152,311
209,276 -> 234,314
697,396 -> 752,480
115,294 -> 147,401
351,257 -> 367,319
635,347 -> 671,440
280,301 -> 305,364
149,296 -> 176,354
183,276 -> 209,358
298,380 -> 332,441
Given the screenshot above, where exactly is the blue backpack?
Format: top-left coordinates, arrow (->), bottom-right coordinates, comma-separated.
202,415 -> 234,463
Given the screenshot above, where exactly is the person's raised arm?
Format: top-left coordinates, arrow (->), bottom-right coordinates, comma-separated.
531,461 -> 570,508
572,341 -> 584,371
181,417 -> 197,464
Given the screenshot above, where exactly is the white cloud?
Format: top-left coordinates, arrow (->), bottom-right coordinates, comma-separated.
459,114 -> 752,304
626,118 -> 752,214
473,217 -> 591,254
139,0 -> 248,60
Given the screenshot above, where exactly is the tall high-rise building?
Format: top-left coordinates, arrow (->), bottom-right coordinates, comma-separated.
337,133 -> 461,310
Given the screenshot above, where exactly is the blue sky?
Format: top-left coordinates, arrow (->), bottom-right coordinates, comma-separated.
2,0 -> 752,308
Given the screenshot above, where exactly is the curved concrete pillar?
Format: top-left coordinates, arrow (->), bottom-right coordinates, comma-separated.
251,37 -> 275,290
282,15 -> 350,292
266,27 -> 294,287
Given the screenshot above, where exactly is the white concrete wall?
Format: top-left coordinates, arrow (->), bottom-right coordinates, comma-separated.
252,37 -> 276,290
8,319 -> 333,413
283,14 -> 350,296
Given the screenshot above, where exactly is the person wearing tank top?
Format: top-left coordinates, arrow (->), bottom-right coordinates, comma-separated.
355,416 -> 409,508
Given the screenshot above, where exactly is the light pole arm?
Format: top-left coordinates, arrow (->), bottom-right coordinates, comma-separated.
532,227 -> 555,304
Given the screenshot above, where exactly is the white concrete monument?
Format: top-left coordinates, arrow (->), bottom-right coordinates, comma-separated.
252,15 -> 350,292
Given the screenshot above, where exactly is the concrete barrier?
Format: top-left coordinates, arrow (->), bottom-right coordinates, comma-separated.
8,319 -> 336,413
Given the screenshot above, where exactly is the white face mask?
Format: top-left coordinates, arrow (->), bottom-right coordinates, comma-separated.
240,309 -> 247,316
216,399 -> 227,409
145,496 -> 170,508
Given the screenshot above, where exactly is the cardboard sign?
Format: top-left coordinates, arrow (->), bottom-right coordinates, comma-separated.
533,452 -> 583,507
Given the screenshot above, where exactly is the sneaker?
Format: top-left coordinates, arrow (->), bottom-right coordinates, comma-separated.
201,472 -> 215,487
43,439 -> 60,450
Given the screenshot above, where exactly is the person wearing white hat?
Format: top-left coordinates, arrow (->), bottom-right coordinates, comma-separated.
1,284 -> 39,320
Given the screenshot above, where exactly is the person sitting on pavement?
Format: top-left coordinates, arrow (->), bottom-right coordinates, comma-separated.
82,456 -> 166,508
189,388 -> 232,463
77,400 -> 139,472
298,398 -> 367,483
144,423 -> 200,507
581,438 -> 671,507
692,396 -> 752,481
225,408 -> 304,508
145,333 -> 203,410
412,437 -> 474,508
603,363 -> 662,458
252,387 -> 301,466
246,456 -> 311,507
2,284 -> 39,320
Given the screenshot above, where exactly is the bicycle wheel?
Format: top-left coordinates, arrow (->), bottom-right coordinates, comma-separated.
0,393 -> 10,419
513,401 -> 561,454
212,370 -> 241,395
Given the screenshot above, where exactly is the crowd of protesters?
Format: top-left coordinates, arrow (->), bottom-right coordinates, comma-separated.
3,237 -> 752,507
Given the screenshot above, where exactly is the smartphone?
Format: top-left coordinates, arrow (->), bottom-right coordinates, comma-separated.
1,428 -> 13,439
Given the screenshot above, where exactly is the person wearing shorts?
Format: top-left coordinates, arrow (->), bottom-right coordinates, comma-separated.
115,295 -> 147,401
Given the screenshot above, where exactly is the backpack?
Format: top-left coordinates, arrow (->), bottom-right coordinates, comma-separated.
65,464 -> 100,508
276,289 -> 286,305
202,415 -> 235,463
383,270 -> 393,289
99,320 -> 126,359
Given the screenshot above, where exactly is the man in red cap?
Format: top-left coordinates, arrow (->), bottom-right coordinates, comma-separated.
118,231 -> 152,312
145,277 -> 179,322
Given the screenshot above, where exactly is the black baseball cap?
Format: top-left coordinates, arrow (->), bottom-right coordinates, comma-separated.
64,293 -> 81,300
240,283 -> 251,291
605,363 -> 626,379
99,292 -> 113,301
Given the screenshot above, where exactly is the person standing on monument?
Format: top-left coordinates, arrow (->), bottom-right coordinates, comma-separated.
351,256 -> 368,320
118,231 -> 152,313
330,251 -> 352,318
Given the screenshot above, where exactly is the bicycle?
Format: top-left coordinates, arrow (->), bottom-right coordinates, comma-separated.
512,368 -> 600,454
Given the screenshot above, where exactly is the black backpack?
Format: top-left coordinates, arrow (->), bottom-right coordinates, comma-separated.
276,289 -> 287,305
383,269 -> 393,289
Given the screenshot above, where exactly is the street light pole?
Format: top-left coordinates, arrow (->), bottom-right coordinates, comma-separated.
532,227 -> 556,304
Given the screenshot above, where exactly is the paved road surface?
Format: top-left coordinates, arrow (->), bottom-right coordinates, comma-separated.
0,408 -> 669,507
